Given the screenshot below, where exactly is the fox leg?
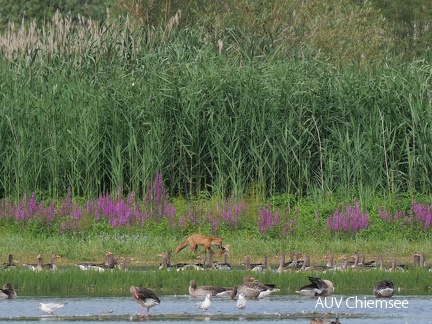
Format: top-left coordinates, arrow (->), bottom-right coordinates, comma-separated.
190,242 -> 198,253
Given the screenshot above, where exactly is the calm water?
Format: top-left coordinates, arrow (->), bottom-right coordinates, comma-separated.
0,292 -> 430,323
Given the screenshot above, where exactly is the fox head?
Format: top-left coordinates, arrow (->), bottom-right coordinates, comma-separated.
212,238 -> 223,245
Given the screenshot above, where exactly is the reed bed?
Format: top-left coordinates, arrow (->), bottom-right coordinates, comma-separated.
1,11 -> 432,201
1,267 -> 430,294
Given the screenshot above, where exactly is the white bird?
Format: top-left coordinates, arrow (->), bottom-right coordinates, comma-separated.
236,293 -> 247,309
196,293 -> 211,312
38,303 -> 66,314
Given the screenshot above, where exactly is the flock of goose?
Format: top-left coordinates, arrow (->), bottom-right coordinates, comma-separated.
1,249 -> 427,322
3,252 -> 134,272
4,249 -> 428,274
144,249 -> 410,322
130,275 -> 343,323
158,249 -> 429,274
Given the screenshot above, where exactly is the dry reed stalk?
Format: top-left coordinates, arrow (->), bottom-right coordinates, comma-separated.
0,10 -> 141,63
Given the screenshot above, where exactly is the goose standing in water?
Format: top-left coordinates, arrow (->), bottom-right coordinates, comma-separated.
23,254 -> 43,271
189,280 -> 230,297
373,280 -> 394,298
130,285 -> 160,318
230,275 -> 260,299
0,283 -> 17,299
247,276 -> 279,298
230,275 -> 278,299
296,276 -> 334,297
44,254 -> 61,271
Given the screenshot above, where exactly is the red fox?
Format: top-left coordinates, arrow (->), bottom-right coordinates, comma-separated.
175,234 -> 225,255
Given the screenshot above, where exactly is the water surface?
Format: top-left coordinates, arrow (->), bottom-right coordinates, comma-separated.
0,293 -> 430,323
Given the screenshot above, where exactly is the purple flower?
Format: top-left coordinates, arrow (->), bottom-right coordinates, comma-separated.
327,199 -> 369,234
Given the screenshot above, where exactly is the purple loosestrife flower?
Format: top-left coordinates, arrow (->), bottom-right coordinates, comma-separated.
378,206 -> 407,223
191,206 -> 198,225
378,206 -> 391,221
258,203 -> 280,234
411,200 -> 432,230
281,220 -> 297,236
27,192 -> 38,217
280,209 -> 297,236
209,211 -> 220,233
44,200 -> 57,223
381,200 -> 432,229
61,187 -> 73,217
88,189 -> 137,228
143,171 -> 175,223
216,196 -> 246,229
327,199 -> 369,234
72,206 -> 82,220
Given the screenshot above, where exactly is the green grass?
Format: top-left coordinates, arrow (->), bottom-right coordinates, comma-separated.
1,8 -> 432,298
1,264 -> 431,294
2,232 -> 431,265
1,232 -> 432,294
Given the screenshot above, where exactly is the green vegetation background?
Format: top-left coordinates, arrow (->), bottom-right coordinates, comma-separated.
1,1 -> 432,288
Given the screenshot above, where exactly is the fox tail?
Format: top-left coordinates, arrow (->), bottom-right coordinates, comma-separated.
174,239 -> 189,254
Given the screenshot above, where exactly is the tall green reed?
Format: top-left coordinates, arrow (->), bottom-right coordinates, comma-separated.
1,13 -> 432,201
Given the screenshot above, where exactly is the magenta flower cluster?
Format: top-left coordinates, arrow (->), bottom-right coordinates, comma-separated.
201,196 -> 248,233
410,200 -> 432,229
86,171 -> 176,228
258,203 -> 280,233
257,204 -> 297,235
379,200 -> 432,230
0,192 -> 58,223
378,207 -> 408,223
326,199 -> 369,233
0,171 -> 176,234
